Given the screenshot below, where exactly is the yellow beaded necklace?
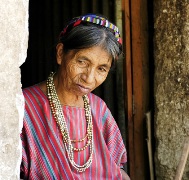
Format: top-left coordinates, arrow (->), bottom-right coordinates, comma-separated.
46,72 -> 93,172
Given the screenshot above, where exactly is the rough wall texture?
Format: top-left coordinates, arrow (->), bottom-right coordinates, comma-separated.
0,0 -> 28,179
154,0 -> 189,179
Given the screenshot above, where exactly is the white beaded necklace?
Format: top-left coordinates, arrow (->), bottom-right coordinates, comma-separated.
46,72 -> 93,172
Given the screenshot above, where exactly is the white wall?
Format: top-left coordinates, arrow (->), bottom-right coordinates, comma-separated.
0,0 -> 28,179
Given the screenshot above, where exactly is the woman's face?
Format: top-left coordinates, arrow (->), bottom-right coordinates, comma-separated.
56,44 -> 112,96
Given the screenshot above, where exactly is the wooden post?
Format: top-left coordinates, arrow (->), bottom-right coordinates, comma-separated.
146,112 -> 155,180
122,0 -> 134,178
122,0 -> 149,179
175,137 -> 189,180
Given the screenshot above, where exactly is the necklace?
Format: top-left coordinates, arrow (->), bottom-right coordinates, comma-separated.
46,72 -> 93,172
71,134 -> 87,143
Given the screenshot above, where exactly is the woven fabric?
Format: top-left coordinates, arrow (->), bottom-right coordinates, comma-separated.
59,14 -> 122,44
20,85 -> 127,180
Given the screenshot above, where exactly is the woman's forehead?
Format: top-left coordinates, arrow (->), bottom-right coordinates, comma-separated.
77,47 -> 111,60
65,46 -> 112,65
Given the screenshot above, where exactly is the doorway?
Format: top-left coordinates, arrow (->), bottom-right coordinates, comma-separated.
20,0 -> 153,179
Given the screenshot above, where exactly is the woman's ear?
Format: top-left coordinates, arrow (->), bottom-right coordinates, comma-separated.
56,43 -> 64,65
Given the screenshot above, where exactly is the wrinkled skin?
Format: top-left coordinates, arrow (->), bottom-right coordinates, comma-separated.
53,43 -> 112,107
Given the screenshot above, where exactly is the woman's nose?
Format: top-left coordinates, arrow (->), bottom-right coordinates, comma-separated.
81,69 -> 95,84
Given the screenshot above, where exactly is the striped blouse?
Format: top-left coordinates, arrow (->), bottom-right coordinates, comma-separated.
20,85 -> 127,180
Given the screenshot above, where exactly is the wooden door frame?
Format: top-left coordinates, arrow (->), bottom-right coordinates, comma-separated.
122,0 -> 150,179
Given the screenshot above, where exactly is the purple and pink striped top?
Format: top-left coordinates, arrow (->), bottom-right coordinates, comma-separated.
20,85 -> 127,179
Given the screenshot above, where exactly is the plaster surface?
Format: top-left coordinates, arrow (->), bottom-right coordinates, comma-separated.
0,0 -> 28,179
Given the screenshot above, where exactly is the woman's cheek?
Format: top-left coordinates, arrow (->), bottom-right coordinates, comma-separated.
68,63 -> 85,75
96,74 -> 107,84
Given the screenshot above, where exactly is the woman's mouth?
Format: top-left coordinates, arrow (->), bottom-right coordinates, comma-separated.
77,84 -> 91,94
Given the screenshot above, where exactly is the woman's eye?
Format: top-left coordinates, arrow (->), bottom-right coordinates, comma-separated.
78,60 -> 83,64
98,67 -> 107,73
77,60 -> 86,66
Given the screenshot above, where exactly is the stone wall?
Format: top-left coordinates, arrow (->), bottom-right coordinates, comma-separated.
154,0 -> 189,179
0,0 -> 28,179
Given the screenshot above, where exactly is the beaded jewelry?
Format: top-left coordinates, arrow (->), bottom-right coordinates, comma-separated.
47,72 -> 93,172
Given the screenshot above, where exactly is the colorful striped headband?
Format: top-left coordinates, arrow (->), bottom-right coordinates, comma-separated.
59,14 -> 122,45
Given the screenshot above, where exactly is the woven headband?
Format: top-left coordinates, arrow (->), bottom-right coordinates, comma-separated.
59,14 -> 122,45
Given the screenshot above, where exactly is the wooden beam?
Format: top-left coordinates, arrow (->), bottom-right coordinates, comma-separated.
122,0 -> 149,179
131,0 -> 149,179
122,0 -> 134,179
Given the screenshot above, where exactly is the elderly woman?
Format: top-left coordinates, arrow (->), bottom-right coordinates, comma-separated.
20,14 -> 130,180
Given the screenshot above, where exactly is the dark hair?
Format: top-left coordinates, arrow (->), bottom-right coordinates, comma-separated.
59,22 -> 122,66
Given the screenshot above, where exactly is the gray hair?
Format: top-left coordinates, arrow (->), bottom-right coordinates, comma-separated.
59,23 -> 122,67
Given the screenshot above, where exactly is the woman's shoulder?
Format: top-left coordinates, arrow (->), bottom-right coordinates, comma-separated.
22,84 -> 47,103
88,93 -> 106,106
23,84 -> 37,92
88,93 -> 110,116
23,84 -> 38,95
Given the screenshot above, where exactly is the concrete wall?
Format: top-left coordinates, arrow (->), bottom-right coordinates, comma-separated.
0,0 -> 28,179
154,1 -> 189,179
